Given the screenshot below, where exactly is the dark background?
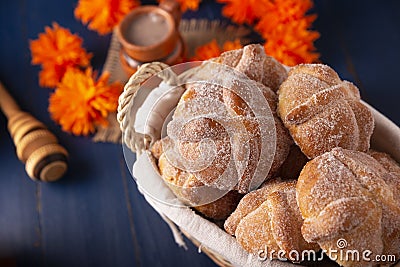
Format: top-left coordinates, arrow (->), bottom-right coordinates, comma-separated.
0,1 -> 399,267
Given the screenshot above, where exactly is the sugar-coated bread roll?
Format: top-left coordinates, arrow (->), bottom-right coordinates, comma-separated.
212,44 -> 288,92
170,79 -> 292,193
152,138 -> 242,220
163,44 -> 293,193
193,190 -> 243,221
277,63 -> 374,159
297,147 -> 400,267
224,179 -> 319,259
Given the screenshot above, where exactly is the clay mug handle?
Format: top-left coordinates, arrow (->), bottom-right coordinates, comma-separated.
159,0 -> 181,27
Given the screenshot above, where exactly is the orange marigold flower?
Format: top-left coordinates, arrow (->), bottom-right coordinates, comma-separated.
74,0 -> 140,35
29,23 -> 92,88
178,0 -> 201,12
222,38 -> 243,51
158,0 -> 201,12
49,68 -> 123,136
217,0 -> 270,25
192,39 -> 223,61
263,22 -> 320,66
191,38 -> 242,61
38,63 -> 70,89
256,0 -> 316,38
255,0 -> 320,66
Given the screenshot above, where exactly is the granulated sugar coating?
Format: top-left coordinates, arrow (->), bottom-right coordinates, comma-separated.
224,178 -> 285,235
297,147 -> 400,267
277,63 -> 374,159
163,52 -> 292,194
212,44 -> 288,92
226,179 -> 319,257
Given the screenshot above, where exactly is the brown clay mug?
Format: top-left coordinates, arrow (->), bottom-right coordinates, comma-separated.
116,0 -> 184,69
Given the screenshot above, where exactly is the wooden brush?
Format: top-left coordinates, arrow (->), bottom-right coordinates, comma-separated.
0,81 -> 68,182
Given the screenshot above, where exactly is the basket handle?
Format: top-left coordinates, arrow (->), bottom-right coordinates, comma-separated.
117,62 -> 178,154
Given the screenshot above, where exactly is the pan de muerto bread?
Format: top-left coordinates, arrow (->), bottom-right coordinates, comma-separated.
297,147 -> 400,267
278,64 -> 374,159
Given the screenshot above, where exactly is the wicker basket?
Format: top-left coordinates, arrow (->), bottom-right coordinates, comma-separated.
117,62 -> 400,267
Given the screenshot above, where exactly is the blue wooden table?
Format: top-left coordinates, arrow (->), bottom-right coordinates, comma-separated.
0,1 -> 399,267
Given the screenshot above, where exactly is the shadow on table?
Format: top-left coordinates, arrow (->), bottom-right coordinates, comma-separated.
0,257 -> 16,267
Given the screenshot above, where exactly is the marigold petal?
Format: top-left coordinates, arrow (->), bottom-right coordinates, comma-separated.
49,68 -> 123,136
156,0 -> 201,12
191,39 -> 221,61
30,23 -> 92,88
222,38 -> 243,51
74,0 -> 140,35
217,0 -> 270,24
191,38 -> 243,61
254,0 -> 320,66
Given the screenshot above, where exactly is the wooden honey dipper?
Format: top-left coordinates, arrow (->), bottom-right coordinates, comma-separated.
0,81 -> 68,182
